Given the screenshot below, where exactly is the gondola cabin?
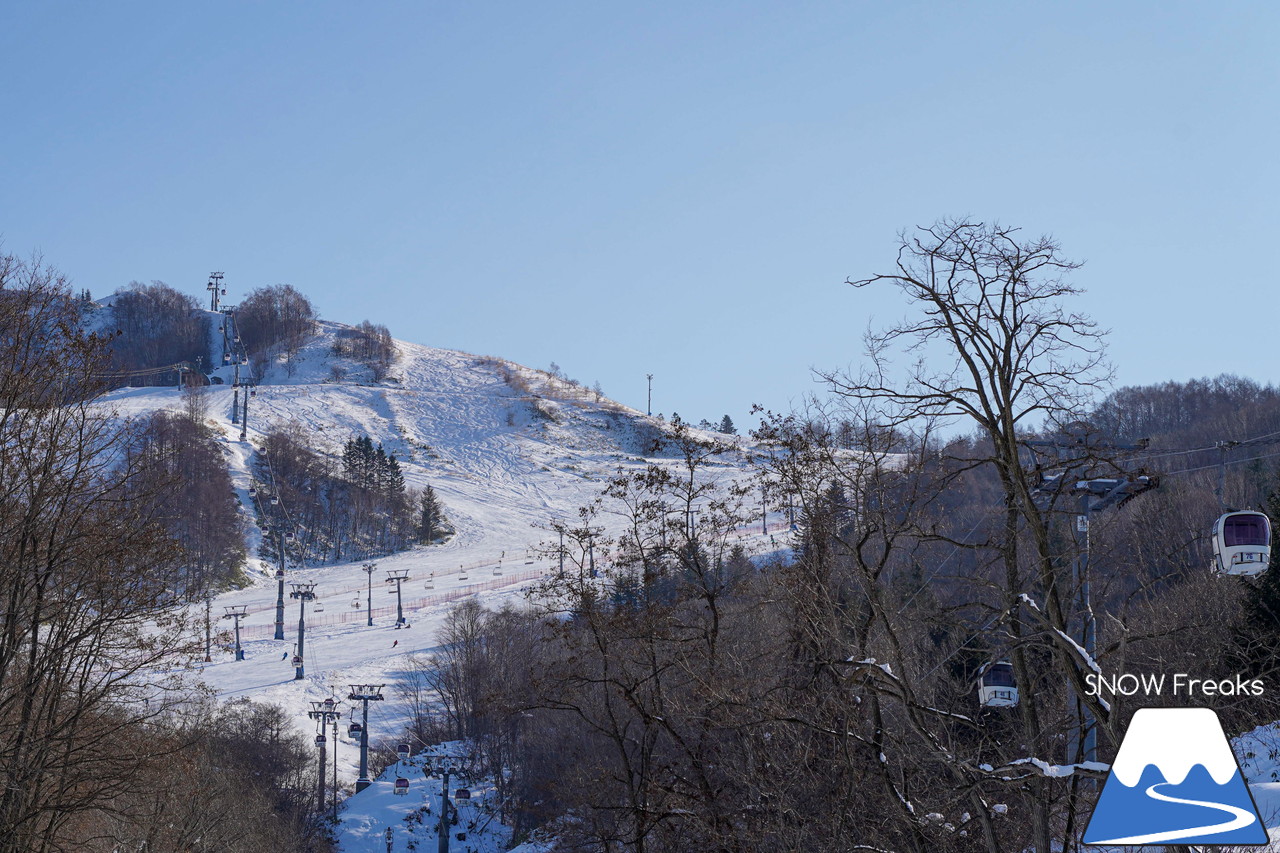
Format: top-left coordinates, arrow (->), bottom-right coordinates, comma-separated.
315,734 -> 326,746
397,743 -> 411,761
454,788 -> 471,799
977,661 -> 1019,708
394,777 -> 409,796
1213,511 -> 1272,577
348,721 -> 363,738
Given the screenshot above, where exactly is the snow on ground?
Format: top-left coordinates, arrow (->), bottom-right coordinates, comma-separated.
104,321 -> 776,848
338,746 -> 553,853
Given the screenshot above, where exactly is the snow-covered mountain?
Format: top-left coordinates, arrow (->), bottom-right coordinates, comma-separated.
102,319 -> 770,848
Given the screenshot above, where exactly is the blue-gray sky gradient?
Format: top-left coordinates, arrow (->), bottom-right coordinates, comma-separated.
3,2 -> 1275,428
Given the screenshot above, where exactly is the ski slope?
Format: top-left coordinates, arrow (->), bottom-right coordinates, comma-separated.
102,320 -> 775,848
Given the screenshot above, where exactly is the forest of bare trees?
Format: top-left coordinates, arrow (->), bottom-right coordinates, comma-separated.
399,222 -> 1280,853
236,283 -> 318,374
101,281 -> 211,387
0,255 -> 329,852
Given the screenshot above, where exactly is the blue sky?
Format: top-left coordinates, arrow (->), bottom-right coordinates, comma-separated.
3,2 -> 1276,429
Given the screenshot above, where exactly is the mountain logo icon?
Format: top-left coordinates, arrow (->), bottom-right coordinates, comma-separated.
1083,707 -> 1268,846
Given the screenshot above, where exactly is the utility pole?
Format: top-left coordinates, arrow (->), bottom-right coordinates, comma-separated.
239,381 -> 250,442
308,697 -> 340,815
222,604 -> 248,660
436,756 -> 455,853
275,530 -> 287,640
1028,436 -> 1155,775
231,339 -> 240,425
207,272 -> 224,312
332,711 -> 340,821
289,581 -> 317,680
348,684 -> 385,792
558,528 -> 565,579
646,373 -> 653,416
203,595 -> 213,662
1068,475 -> 1156,769
385,568 -> 410,627
363,562 -> 377,627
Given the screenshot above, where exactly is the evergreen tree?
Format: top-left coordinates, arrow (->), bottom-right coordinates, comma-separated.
418,485 -> 450,543
718,414 -> 737,435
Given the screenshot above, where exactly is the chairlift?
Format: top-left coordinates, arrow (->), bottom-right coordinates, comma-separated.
977,661 -> 1019,708
424,573 -> 434,590
394,777 -> 409,796
348,721 -> 364,738
314,602 -> 325,613
1212,511 -> 1272,577
454,788 -> 471,799
493,566 -> 502,576
351,598 -> 361,609
397,743 -> 411,761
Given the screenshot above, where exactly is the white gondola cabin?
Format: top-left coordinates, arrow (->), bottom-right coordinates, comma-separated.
454,788 -> 471,799
977,661 -> 1019,708
394,777 -> 409,796
397,743 -> 411,761
348,721 -> 363,738
315,734 -> 326,746
1213,511 -> 1272,577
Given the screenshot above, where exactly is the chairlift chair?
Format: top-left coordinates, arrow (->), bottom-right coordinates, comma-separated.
977,661 -> 1019,708
351,599 -> 361,609
1212,511 -> 1272,577
314,602 -> 325,613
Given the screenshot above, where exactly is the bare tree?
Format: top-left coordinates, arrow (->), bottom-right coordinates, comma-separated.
0,255 -> 199,850
825,220 -> 1115,853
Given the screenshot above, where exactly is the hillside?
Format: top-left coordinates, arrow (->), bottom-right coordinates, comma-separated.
100,319 -> 771,814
